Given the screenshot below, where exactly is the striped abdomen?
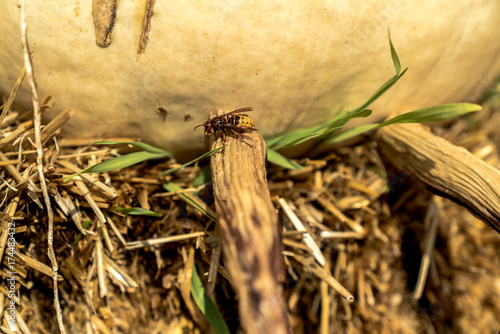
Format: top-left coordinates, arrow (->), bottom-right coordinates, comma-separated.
229,115 -> 255,128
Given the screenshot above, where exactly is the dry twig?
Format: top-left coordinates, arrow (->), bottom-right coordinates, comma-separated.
19,2 -> 66,332
377,123 -> 500,233
210,124 -> 290,333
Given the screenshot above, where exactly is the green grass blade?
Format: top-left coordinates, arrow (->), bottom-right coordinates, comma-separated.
64,151 -> 170,182
193,166 -> 212,188
266,35 -> 406,153
265,69 -> 405,151
326,124 -> 380,144
356,68 -> 408,114
323,109 -> 373,129
265,124 -> 325,149
268,125 -> 344,151
162,146 -> 225,176
72,219 -> 91,247
191,263 -> 230,334
388,30 -> 401,74
163,182 -> 217,222
95,141 -> 171,155
380,103 -> 482,126
266,148 -> 304,169
325,103 -> 481,144
115,207 -> 162,217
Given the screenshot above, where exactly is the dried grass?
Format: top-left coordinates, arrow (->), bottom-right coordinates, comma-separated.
0,66 -> 499,333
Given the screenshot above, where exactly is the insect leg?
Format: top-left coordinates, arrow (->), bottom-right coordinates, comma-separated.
226,127 -> 253,147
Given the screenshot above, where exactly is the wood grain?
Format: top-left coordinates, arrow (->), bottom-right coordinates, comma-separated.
210,128 -> 290,333
377,123 -> 500,233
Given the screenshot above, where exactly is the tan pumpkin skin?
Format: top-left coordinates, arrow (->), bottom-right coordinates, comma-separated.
1,1 -> 500,158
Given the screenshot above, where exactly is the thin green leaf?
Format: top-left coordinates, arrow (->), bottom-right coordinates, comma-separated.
380,103 -> 481,126
64,151 -> 170,182
265,107 -> 354,148
323,109 -> 373,129
268,125 -> 344,151
325,103 -> 481,144
356,68 -> 408,114
95,141 -> 171,155
388,30 -> 401,74
193,166 -> 212,188
266,124 -> 322,148
266,35 -> 406,153
325,124 -> 380,144
115,207 -> 162,217
265,108 -> 369,151
266,148 -> 304,169
191,263 -> 230,334
72,219 -> 91,247
163,182 -> 217,222
162,146 -> 225,176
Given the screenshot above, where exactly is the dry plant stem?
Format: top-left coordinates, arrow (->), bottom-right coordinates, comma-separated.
376,123 -> 500,234
210,130 -> 290,334
14,250 -> 64,280
58,137 -> 138,147
291,253 -> 354,302
58,160 -> 117,199
277,197 -> 326,266
125,231 -> 206,250
38,107 -> 75,145
20,2 -> 66,333
0,194 -> 21,267
0,65 -> 26,127
414,196 -> 440,300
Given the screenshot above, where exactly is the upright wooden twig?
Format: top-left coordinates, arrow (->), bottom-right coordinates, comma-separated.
210,119 -> 290,333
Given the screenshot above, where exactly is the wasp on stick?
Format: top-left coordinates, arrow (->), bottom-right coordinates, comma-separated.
194,107 -> 257,146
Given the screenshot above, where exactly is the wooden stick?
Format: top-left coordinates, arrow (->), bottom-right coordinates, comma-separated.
376,123 -> 500,233
210,125 -> 290,333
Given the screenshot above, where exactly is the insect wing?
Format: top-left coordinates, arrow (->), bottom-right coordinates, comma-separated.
220,107 -> 254,118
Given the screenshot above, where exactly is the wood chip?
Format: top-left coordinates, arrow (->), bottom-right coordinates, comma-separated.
91,0 -> 117,47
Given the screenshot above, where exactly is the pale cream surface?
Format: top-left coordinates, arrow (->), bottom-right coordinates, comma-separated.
1,1 -> 500,158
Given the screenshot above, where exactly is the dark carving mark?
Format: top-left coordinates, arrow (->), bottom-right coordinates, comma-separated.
251,210 -> 261,228
231,225 -> 246,254
249,289 -> 262,309
250,253 -> 261,279
138,0 -> 156,54
92,0 -> 117,47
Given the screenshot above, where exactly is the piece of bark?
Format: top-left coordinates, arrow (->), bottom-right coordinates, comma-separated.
92,0 -> 117,47
376,123 -> 500,233
210,128 -> 290,333
138,0 -> 155,54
